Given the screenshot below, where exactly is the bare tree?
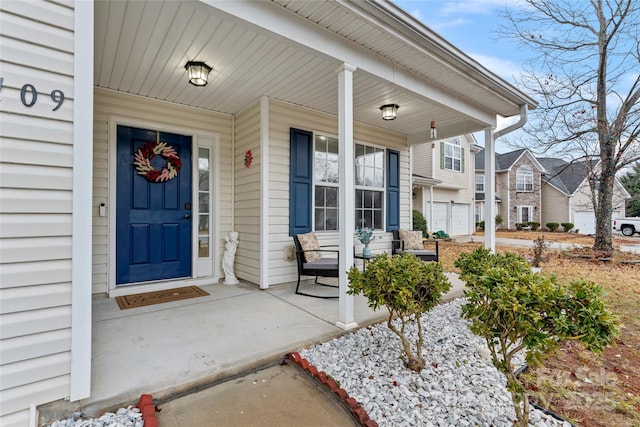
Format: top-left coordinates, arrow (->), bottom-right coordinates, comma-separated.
502,0 -> 640,251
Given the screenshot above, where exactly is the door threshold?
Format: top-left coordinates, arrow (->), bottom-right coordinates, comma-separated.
108,277 -> 219,298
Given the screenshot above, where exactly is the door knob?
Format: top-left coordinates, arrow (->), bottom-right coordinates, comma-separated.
184,214 -> 191,219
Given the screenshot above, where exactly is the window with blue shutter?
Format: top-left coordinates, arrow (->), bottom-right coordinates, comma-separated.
289,128 -> 313,236
386,149 -> 400,231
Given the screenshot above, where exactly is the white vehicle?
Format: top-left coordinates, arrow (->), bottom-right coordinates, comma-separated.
612,217 -> 640,236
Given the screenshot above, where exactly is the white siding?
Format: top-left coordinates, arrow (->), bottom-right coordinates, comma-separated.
267,100 -> 409,285
233,101 -> 262,284
92,88 -> 233,294
0,2 -> 75,424
411,141 -> 434,177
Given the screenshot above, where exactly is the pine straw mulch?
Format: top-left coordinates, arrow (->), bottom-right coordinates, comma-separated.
436,235 -> 640,427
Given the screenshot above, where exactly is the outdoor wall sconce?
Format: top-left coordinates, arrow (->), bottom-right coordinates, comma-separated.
380,104 -> 399,120
185,61 -> 212,86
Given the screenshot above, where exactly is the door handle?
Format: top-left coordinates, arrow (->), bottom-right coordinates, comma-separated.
184,214 -> 191,219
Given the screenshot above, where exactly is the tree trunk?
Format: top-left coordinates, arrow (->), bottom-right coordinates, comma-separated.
594,134 -> 616,252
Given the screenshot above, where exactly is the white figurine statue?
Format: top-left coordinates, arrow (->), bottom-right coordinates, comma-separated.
222,232 -> 239,285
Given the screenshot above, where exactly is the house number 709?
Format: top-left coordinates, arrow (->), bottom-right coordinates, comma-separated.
0,78 -> 65,111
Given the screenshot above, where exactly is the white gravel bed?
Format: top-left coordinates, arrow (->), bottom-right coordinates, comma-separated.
48,407 -> 143,427
300,298 -> 571,427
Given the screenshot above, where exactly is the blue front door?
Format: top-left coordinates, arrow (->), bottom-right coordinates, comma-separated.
116,125 -> 192,284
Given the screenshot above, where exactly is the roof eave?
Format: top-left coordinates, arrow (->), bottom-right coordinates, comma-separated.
359,0 -> 538,112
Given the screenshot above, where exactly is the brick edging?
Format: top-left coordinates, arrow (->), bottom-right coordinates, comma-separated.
285,352 -> 378,427
136,394 -> 158,427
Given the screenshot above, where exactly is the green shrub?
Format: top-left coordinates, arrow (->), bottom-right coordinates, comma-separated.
412,209 -> 428,238
347,253 -> 451,371
561,222 -> 574,232
546,222 -> 560,231
515,222 -> 525,230
495,214 -> 503,227
454,248 -> 619,427
528,221 -> 540,231
476,221 -> 485,231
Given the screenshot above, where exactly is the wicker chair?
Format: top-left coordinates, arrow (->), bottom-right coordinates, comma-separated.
391,230 -> 439,262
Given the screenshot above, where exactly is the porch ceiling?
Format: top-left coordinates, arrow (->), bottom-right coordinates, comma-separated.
95,0 -> 534,139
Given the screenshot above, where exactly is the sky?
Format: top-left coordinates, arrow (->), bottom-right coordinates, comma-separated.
392,0 -> 530,153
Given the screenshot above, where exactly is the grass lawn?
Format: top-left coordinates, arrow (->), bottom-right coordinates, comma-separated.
437,231 -> 640,427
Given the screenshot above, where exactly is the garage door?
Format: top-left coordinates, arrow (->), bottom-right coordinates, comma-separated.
431,202 -> 448,233
451,204 -> 470,235
574,210 -> 622,235
574,211 -> 595,235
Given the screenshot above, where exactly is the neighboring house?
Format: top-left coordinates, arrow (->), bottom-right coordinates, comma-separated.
475,149 -> 545,229
411,134 -> 482,235
0,1 -> 535,425
538,158 -> 629,234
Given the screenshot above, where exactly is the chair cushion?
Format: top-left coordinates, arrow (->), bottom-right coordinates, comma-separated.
297,231 -> 323,263
303,258 -> 338,270
399,229 -> 423,250
404,250 -> 436,256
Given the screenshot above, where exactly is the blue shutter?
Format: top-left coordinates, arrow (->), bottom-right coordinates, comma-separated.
386,149 -> 400,231
289,128 -> 313,236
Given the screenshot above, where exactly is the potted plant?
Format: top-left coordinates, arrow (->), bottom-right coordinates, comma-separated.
355,227 -> 378,256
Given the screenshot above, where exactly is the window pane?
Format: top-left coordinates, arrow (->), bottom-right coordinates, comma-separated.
373,191 -> 382,208
374,149 -> 383,169
326,187 -> 338,207
373,169 -> 383,188
315,209 -> 325,230
364,210 -> 373,228
326,209 -> 338,230
326,152 -> 339,183
373,211 -> 381,229
198,237 -> 209,258
199,193 -> 209,213
364,191 -> 372,208
199,149 -> 210,191
356,189 -> 363,208
199,215 -> 209,234
315,186 -> 325,206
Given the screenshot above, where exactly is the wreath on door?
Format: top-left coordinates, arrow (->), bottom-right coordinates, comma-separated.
133,141 -> 182,182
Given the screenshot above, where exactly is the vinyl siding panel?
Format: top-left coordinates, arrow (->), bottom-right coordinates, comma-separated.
432,137 -> 472,190
92,88 -> 234,294
1,330 -> 71,365
233,101 -> 262,284
541,184 -> 569,225
0,2 -> 75,423
411,142 -> 433,177
267,100 -> 408,285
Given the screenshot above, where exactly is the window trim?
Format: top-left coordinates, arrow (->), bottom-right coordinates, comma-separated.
354,142 -> 385,230
440,137 -> 464,172
516,165 -> 534,192
475,174 -> 484,192
313,132 -> 340,232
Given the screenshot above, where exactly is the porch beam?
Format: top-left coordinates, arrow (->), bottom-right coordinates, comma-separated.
202,0 -> 497,126
337,63 -> 357,330
484,127 -> 496,253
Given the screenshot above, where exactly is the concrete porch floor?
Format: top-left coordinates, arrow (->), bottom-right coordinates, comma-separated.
39,274 -> 465,422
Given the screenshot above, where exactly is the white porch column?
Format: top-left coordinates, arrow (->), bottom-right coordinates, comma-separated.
71,0 -> 94,401
336,63 -> 357,330
484,127 -> 496,252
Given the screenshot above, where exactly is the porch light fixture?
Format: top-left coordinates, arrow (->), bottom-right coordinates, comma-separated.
430,119 -> 437,139
185,61 -> 212,86
380,104 -> 399,120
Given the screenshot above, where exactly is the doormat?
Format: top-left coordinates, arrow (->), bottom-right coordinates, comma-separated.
115,286 -> 209,310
